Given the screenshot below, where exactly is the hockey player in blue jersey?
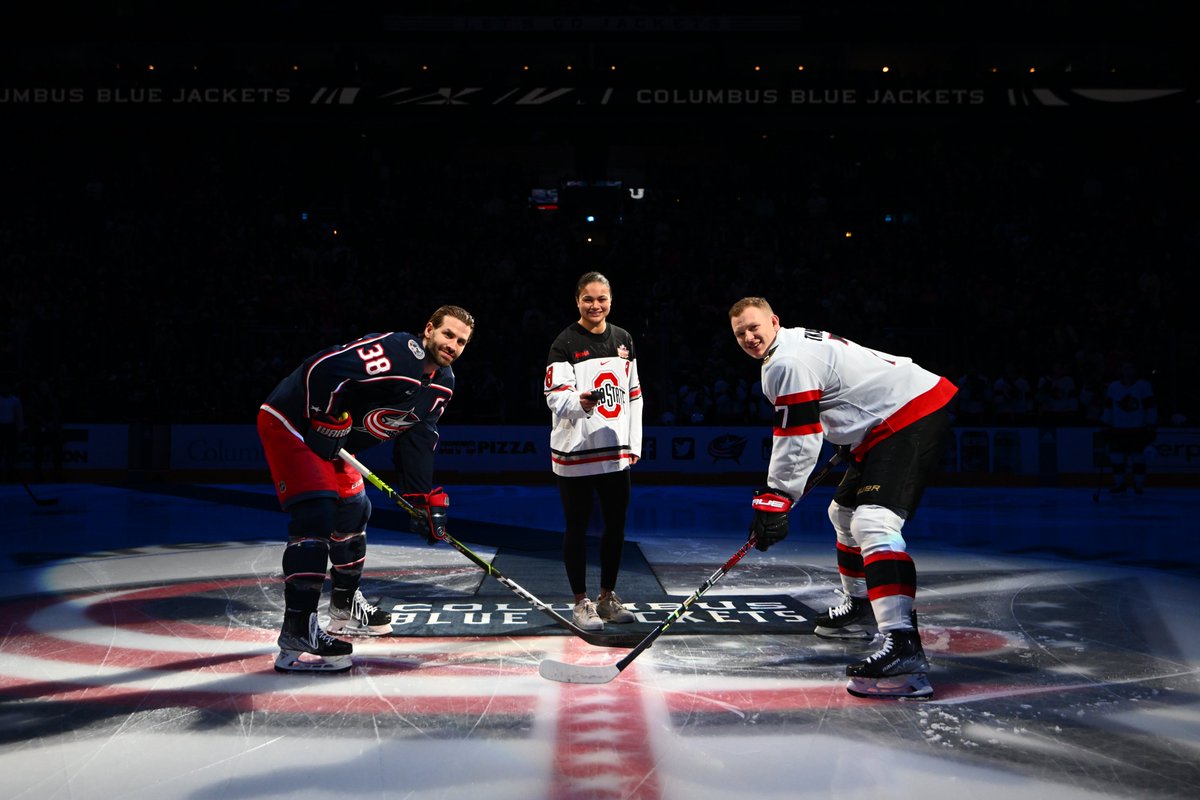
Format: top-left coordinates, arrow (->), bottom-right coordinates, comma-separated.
258,305 -> 475,672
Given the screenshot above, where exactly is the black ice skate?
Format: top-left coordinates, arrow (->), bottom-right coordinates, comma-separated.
812,594 -> 876,640
328,589 -> 394,636
844,625 -> 932,699
275,611 -> 354,673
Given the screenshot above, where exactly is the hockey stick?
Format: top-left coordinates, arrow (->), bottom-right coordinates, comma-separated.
539,451 -> 844,684
22,481 -> 58,506
337,449 -> 644,648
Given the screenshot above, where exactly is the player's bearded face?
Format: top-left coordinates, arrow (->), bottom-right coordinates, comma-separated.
731,307 -> 779,359
424,318 -> 473,368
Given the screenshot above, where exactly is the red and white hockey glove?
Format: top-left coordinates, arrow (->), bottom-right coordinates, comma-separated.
750,488 -> 793,551
403,487 -> 450,544
304,412 -> 352,460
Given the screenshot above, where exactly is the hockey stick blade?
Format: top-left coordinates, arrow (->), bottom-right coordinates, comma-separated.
539,659 -> 621,684
337,449 -> 641,648
538,451 -> 844,684
439,526 -> 643,646
22,482 -> 58,506
568,630 -> 644,648
537,540 -> 754,684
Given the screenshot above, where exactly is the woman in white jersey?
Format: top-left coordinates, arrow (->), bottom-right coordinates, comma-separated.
730,296 -> 956,698
544,272 -> 644,631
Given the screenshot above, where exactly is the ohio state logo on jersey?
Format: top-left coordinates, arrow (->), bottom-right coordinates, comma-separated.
1117,394 -> 1142,412
591,374 -> 626,420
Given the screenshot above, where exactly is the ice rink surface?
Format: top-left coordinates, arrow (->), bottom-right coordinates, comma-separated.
2,480 -> 1199,800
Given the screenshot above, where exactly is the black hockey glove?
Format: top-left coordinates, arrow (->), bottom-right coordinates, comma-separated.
749,488 -> 794,551
304,412 -> 352,460
402,487 -> 450,544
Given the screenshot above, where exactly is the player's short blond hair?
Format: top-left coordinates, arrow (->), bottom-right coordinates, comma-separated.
728,297 -> 773,318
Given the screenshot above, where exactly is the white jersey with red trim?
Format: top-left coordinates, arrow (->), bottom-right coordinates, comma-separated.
762,326 -> 956,498
1102,378 -> 1156,429
545,322 -> 643,477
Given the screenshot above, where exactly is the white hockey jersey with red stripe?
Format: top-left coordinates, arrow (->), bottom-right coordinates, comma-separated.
544,322 -> 643,477
762,326 -> 956,498
1102,378 -> 1156,429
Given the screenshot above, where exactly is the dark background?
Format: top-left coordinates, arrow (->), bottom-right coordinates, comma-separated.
3,2 -> 1196,435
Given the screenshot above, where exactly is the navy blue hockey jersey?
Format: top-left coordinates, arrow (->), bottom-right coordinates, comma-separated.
260,331 -> 453,490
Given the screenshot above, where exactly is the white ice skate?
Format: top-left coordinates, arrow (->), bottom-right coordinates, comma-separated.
275,612 -> 354,674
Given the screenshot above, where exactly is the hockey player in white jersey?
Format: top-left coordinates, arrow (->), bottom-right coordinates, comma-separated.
1101,361 -> 1157,495
729,297 -> 956,698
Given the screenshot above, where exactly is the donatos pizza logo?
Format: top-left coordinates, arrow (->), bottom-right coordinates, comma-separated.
591,373 -> 626,420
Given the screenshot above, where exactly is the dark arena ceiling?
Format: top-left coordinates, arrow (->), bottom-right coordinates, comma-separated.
2,1 -> 1193,139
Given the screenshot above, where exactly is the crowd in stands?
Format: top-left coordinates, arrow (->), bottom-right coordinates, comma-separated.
2,113 -> 1195,435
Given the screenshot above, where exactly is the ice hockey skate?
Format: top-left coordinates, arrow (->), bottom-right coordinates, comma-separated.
275,611 -> 354,673
328,589 -> 394,636
844,620 -> 932,699
812,593 -> 876,640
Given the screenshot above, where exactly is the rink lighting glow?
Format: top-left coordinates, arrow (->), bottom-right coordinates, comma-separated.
1044,663 -> 1099,675
31,540 -> 281,598
960,723 -> 1107,760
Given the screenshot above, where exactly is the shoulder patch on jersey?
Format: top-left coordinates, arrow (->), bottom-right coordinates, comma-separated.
617,344 -> 630,359
408,339 -> 426,359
